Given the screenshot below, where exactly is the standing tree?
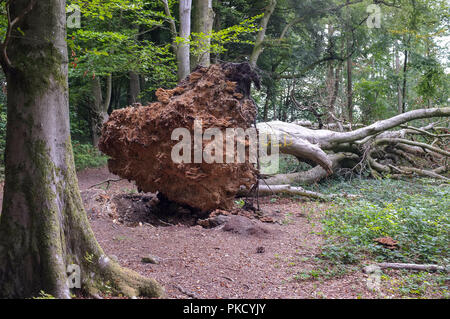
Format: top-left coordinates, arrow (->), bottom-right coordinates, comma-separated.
91,74 -> 112,148
177,0 -> 192,81
0,0 -> 163,298
249,0 -> 277,68
191,0 -> 215,68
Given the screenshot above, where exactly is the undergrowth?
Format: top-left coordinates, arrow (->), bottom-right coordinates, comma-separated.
72,142 -> 109,171
318,178 -> 449,265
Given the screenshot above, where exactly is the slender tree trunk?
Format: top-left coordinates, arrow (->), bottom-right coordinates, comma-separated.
325,24 -> 335,123
346,43 -> 353,123
127,71 -> 140,105
395,48 -> 403,114
91,74 -> 111,148
112,79 -> 122,110
0,0 -> 162,298
213,0 -> 221,63
263,86 -> 271,121
162,0 -> 179,57
345,0 -> 353,123
192,0 -> 215,69
249,0 -> 277,68
401,49 -> 408,113
177,0 -> 192,82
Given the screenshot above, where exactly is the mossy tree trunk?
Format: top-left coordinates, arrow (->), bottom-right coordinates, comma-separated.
0,0 -> 163,299
91,74 -> 111,148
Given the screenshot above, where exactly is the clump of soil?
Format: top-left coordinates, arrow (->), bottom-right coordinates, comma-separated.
222,215 -> 270,238
99,63 -> 260,212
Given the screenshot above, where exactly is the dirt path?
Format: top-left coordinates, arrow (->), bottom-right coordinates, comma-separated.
78,167 -> 379,299
0,167 -> 379,299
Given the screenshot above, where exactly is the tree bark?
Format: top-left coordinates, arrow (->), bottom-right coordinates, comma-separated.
249,0 -> 277,68
191,0 -> 215,69
401,49 -> 408,113
91,74 -> 111,148
127,71 -> 140,105
377,263 -> 448,272
395,48 -> 403,114
162,0 -> 178,55
345,0 -> 353,123
177,0 -> 192,82
263,86 -> 271,121
0,0 -> 162,298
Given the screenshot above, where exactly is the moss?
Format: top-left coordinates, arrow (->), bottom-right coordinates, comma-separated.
2,137 -> 164,298
12,41 -> 66,106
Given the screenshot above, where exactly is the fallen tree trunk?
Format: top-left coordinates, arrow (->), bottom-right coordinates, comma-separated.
257,108 -> 449,188
239,184 -> 359,201
377,263 -> 448,272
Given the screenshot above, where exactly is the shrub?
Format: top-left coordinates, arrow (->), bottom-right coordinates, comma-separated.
72,142 -> 108,171
321,178 -> 449,265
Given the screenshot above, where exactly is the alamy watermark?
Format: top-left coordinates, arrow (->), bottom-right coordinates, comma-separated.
366,4 -> 381,29
67,264 -> 81,289
171,120 -> 280,175
365,264 -> 382,292
67,4 -> 81,29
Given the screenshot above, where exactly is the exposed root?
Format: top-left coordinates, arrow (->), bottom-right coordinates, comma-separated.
82,256 -> 164,298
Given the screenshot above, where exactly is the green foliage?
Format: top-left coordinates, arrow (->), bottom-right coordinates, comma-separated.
234,199 -> 245,208
384,271 -> 449,298
187,14 -> 263,58
320,178 -> 449,265
278,154 -> 312,174
72,143 -> 108,171
354,79 -> 395,124
32,291 -> 56,299
414,56 -> 446,102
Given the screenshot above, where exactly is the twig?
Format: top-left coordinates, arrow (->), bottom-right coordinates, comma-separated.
89,178 -> 123,189
173,284 -> 199,299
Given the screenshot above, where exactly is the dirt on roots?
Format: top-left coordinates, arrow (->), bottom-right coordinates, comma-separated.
99,63 -> 261,212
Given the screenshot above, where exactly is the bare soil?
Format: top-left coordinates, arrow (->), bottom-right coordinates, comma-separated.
75,167 -> 383,299
2,167 -> 439,299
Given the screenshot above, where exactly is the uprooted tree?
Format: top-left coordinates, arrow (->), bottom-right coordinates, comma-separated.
99,63 -> 449,212
258,108 -> 449,187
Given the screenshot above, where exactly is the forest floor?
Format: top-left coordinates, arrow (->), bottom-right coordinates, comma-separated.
0,167 -> 447,299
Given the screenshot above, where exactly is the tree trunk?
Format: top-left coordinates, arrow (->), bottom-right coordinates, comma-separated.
0,0 -> 162,299
249,0 -> 277,68
91,74 -> 111,148
345,0 -> 353,123
177,0 -> 192,82
212,0 -> 222,63
162,0 -> 178,56
257,107 -> 450,184
127,71 -> 140,105
263,86 -> 271,121
401,49 -> 408,113
346,41 -> 353,123
191,0 -> 215,69
395,48 -> 403,114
